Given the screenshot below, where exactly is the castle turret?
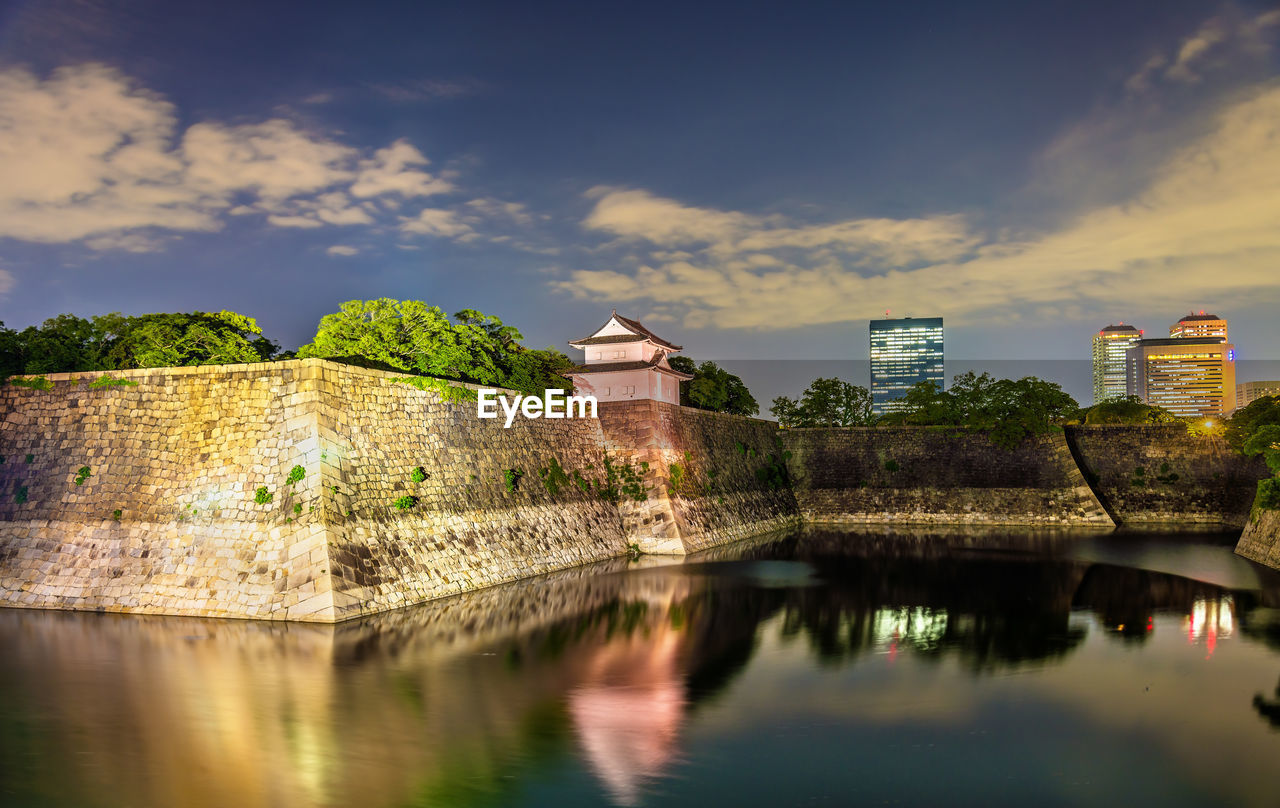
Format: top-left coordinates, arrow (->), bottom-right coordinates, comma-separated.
567,311 -> 692,404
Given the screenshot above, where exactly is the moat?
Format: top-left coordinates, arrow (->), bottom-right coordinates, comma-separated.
4,526 -> 1280,807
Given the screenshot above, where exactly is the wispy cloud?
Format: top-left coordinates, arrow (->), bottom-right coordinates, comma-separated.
325,245 -> 359,257
1127,8 -> 1280,92
367,77 -> 486,103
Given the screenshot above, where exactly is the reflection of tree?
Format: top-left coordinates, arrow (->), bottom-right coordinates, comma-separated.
1252,677 -> 1280,729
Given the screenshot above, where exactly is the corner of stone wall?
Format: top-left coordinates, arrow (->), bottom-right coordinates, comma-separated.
1236,499 -> 1280,569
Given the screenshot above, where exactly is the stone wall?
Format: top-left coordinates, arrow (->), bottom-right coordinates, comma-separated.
0,362 -> 329,620
4,361 -> 1273,621
597,400 -> 799,553
1235,504 -> 1280,567
780,426 -> 1112,526
1064,425 -> 1269,527
312,362 -> 628,620
0,360 -> 630,621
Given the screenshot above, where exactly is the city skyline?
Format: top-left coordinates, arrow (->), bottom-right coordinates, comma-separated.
0,1 -> 1278,368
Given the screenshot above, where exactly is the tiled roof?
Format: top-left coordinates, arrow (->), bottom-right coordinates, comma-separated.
569,334 -> 646,345
569,312 -> 682,351
564,357 -> 694,378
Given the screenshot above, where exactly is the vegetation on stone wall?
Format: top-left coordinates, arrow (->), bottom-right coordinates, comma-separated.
389,375 -> 477,403
87,375 -> 138,390
254,486 -> 273,505
5,375 -> 53,391
526,453 -> 653,503
72,466 -> 91,486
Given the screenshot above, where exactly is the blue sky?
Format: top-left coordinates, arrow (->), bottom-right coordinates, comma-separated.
1,0 -> 1278,387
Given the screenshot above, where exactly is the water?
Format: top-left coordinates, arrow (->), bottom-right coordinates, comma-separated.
3,526 -> 1280,807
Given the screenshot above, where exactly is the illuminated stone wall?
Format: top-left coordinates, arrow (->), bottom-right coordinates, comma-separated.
597,400 -> 800,554
1235,507 -> 1280,567
0,359 -> 630,621
1064,425 -> 1269,527
781,426 -> 1113,526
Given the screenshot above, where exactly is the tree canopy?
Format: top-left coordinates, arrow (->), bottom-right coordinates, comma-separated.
297,298 -> 572,396
1078,395 -> 1179,425
0,311 -> 278,375
875,372 -> 1079,449
1228,396 -> 1280,510
770,377 -> 873,427
667,357 -> 759,416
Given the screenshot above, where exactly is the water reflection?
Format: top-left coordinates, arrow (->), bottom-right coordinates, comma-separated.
2,526 -> 1280,807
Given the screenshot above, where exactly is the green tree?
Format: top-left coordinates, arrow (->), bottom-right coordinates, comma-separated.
15,314 -> 103,373
1243,425 -> 1280,475
95,311 -> 277,368
1080,395 -> 1180,425
667,357 -> 758,416
1225,396 -> 1280,452
0,321 -> 24,377
771,377 -> 873,427
298,299 -> 570,396
880,372 -> 1078,449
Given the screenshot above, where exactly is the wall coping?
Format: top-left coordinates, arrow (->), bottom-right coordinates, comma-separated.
2,358 -> 514,394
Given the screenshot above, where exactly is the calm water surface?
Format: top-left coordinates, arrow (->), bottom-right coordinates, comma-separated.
4,526 -> 1280,807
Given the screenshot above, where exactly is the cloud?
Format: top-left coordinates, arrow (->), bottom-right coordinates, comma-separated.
326,245 -> 359,256
82,232 -> 169,252
466,197 -> 533,226
0,63 -> 494,254
1166,18 -> 1230,82
399,208 -> 475,239
1127,9 -> 1280,92
557,84 -> 1280,330
580,187 -> 977,265
350,140 -> 453,198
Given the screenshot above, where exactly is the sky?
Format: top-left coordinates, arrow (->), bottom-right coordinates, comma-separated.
1,0 -> 1278,402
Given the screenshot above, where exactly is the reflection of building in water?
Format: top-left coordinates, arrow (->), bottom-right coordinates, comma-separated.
568,628 -> 686,806
872,607 -> 949,657
1187,596 -> 1235,658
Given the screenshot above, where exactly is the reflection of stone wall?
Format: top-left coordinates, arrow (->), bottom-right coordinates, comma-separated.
598,400 -> 800,553
781,427 -> 1111,526
1065,425 -> 1268,527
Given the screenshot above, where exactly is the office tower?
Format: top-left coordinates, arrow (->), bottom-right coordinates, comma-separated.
1170,311 -> 1228,340
1126,337 -> 1237,418
1092,323 -> 1143,403
869,316 -> 944,415
1237,381 -> 1280,409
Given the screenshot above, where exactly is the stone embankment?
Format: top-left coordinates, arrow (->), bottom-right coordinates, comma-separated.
780,426 -> 1111,526
1063,425 -> 1268,527
1236,508 -> 1280,568
2,358 -> 1275,621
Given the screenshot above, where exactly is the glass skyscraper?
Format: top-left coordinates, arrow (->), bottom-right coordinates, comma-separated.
1091,323 -> 1143,403
869,316 -> 944,414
